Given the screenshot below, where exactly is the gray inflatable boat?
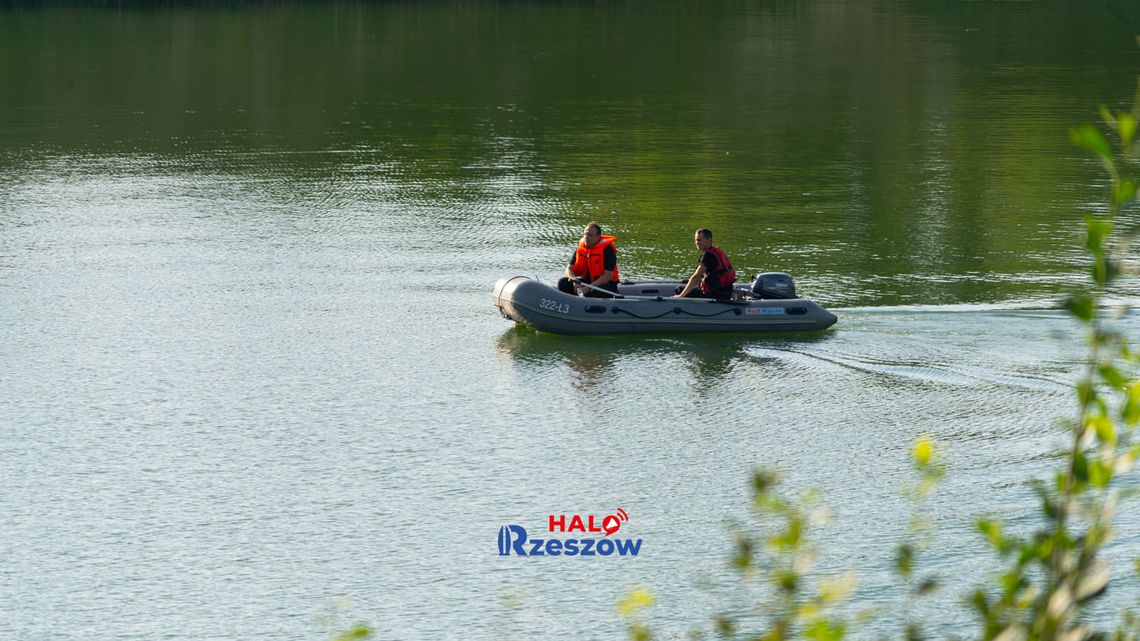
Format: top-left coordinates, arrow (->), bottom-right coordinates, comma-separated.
493,272 -> 837,336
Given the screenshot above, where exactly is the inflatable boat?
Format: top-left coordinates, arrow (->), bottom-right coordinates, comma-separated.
492,273 -> 837,336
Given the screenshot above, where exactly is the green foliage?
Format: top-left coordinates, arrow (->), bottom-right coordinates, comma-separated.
331,625 -> 371,641
895,436 -> 945,640
934,65 -> 1139,641
1071,124 -> 1112,162
617,587 -> 656,641
623,55 -> 1139,641
959,72 -> 1140,641
708,471 -> 854,640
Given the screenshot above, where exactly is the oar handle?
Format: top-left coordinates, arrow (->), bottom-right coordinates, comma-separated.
576,280 -> 625,298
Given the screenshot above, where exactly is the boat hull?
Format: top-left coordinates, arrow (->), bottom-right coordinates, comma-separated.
492,276 -> 837,336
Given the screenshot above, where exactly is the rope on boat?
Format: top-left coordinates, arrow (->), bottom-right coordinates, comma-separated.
610,305 -> 744,320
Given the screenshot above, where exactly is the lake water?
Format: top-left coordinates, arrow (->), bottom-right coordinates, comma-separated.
2,1 -> 1140,639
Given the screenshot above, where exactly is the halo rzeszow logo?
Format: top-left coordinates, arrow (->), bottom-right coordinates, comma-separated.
497,507 -> 642,557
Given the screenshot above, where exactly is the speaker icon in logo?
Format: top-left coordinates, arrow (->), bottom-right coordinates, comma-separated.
602,507 -> 629,536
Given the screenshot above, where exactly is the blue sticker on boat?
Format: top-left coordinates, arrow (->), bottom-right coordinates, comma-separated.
746,307 -> 784,315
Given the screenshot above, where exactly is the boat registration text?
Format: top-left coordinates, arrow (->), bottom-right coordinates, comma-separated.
539,298 -> 572,314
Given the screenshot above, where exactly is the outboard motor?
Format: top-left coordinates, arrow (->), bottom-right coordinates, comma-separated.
751,272 -> 797,299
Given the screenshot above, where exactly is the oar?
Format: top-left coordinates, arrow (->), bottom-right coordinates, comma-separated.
575,280 -> 631,298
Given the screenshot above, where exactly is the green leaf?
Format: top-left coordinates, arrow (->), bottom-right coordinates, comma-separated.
1071,124 -> 1112,160
752,469 -> 779,496
732,535 -> 753,569
1074,451 -> 1090,483
896,543 -> 915,577
978,518 -> 1005,551
1114,179 -> 1137,205
1018,544 -> 1037,565
1099,365 -> 1128,390
772,517 -> 803,550
803,619 -> 846,641
970,588 -> 990,615
917,578 -> 940,595
1122,382 -> 1140,425
1119,113 -> 1137,148
1056,470 -> 1069,493
1089,413 -> 1117,445
1085,214 -> 1113,253
1029,480 -> 1059,519
333,626 -> 372,641
713,614 -> 735,638
1089,458 -> 1113,488
1000,571 -> 1025,595
1076,381 -> 1098,409
1093,257 -> 1121,286
774,568 -> 798,592
1100,104 -> 1116,127
1064,294 -> 1095,322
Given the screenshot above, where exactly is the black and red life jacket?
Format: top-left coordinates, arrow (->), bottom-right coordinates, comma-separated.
700,246 -> 736,294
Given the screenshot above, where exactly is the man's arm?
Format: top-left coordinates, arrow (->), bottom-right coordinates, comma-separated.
674,264 -> 707,298
564,251 -> 578,281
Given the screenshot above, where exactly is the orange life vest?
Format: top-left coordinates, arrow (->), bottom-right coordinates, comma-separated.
700,245 -> 736,294
571,235 -> 619,283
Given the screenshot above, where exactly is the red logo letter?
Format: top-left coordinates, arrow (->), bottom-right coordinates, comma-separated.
548,514 -> 565,532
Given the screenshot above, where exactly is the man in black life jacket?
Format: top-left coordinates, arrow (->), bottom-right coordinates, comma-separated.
557,221 -> 620,298
674,227 -> 736,300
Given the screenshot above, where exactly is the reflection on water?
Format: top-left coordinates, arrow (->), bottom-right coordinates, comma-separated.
503,330 -> 627,392
496,325 -> 838,391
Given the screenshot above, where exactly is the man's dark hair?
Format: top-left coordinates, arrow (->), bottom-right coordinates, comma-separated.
696,228 -> 713,240
586,221 -> 603,236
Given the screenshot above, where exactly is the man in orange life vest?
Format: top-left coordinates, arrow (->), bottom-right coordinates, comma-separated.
674,227 -> 736,300
557,221 -> 620,298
